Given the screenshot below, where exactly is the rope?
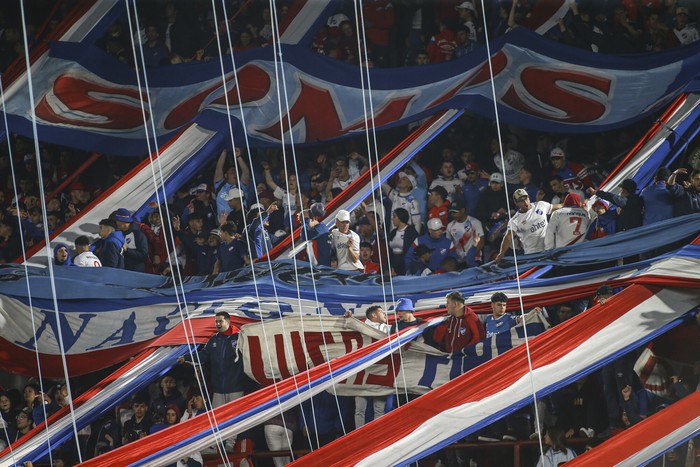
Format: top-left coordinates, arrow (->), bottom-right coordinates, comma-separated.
352,0 -> 410,407
125,1 -> 230,463
212,0 -> 300,455
18,1 -> 82,462
266,0 -> 349,443
478,1 -> 545,459
0,73 -> 33,467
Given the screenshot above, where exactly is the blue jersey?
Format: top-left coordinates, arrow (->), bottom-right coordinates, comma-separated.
485,314 -> 519,338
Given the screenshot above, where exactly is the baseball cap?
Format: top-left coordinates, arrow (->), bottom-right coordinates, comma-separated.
429,185 -> 448,199
455,1 -> 475,11
208,229 -> 221,238
190,183 -> 208,194
23,154 -> 34,163
222,187 -> 242,201
677,6 -> 689,15
327,12 -> 350,28
550,148 -> 565,159
464,162 -> 479,172
112,208 -> 132,223
398,171 -> 417,189
489,172 -> 504,183
596,285 -> 614,296
427,218 -> 444,230
513,188 -> 529,201
248,203 -> 265,214
449,199 -> 465,212
336,209 -> 351,223
395,297 -> 414,312
592,199 -> 610,210
309,202 -> 326,218
357,216 -> 371,226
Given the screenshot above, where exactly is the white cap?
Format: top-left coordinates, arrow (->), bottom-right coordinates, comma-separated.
456,1 -> 476,11
489,172 -> 504,183
398,171 -> 417,189
190,183 -> 208,194
550,147 -> 565,158
336,210 -> 351,222
327,13 -> 350,28
248,203 -> 265,214
427,218 -> 444,230
223,187 -> 242,201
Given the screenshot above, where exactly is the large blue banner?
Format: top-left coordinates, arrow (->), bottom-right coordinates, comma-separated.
5,29 -> 700,155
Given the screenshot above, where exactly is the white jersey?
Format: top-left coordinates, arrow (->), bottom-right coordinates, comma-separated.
387,189 -> 422,232
446,216 -> 484,261
507,201 -> 553,254
674,25 -> 699,45
331,229 -> 364,271
74,251 -> 102,267
545,206 -> 591,250
332,176 -> 355,191
273,186 -> 299,220
429,177 -> 462,197
366,319 -> 391,334
494,149 -> 525,185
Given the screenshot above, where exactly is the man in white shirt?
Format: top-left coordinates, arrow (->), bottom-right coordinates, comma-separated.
545,193 -> 590,250
672,6 -> 699,46
73,235 -> 102,267
331,210 -> 363,271
344,305 -> 389,428
429,161 -> 462,199
495,189 -> 561,262
446,199 -> 484,268
382,171 -> 422,232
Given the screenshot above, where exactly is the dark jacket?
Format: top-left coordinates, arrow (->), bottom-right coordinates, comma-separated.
596,190 -> 643,232
95,230 -> 125,269
121,223 -> 149,272
194,329 -> 246,394
667,183 -> 700,217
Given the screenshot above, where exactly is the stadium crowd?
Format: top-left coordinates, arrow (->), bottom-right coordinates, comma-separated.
0,1 -> 699,466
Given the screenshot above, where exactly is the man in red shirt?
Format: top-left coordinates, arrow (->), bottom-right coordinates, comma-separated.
360,242 -> 381,274
432,290 -> 485,353
427,185 -> 450,227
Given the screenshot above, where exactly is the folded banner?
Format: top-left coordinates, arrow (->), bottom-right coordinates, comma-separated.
1,245 -> 699,377
240,315 -> 548,395
291,285 -> 700,467
5,29 -> 700,155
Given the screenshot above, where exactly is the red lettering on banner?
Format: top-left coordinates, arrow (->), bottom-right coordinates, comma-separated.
275,334 -> 293,379
365,353 -> 400,387
258,79 -> 413,142
341,331 -> 364,354
501,67 -> 611,123
303,332 -> 335,367
35,74 -> 147,129
246,335 -> 274,386
290,331 -> 308,373
427,51 -> 509,108
163,64 -> 270,130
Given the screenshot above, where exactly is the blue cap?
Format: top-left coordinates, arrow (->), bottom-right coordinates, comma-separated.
395,298 -> 414,312
113,208 -> 132,223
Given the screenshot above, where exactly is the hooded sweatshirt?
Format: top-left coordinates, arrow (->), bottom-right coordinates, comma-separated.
53,243 -> 73,266
432,306 -> 485,353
